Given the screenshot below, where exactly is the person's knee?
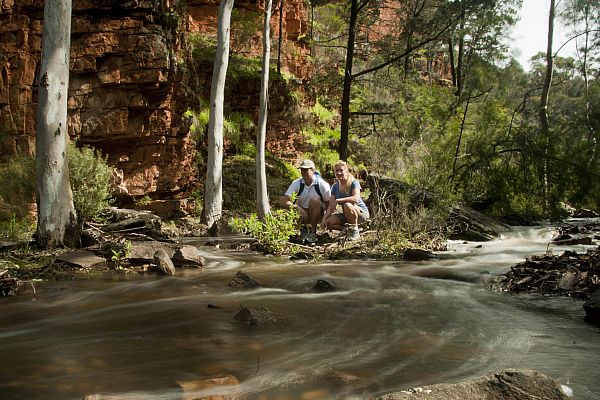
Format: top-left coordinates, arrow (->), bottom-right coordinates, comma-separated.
308,197 -> 321,208
343,203 -> 358,215
324,218 -> 334,230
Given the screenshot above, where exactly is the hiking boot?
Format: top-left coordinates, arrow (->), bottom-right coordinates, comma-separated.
299,225 -> 309,241
305,230 -> 318,243
346,226 -> 360,241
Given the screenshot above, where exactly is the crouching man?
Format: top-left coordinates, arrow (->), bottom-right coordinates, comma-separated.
281,159 -> 331,243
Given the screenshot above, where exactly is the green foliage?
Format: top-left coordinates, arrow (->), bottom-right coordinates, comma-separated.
0,144 -> 113,227
0,213 -> 34,241
187,33 -> 216,64
230,208 -> 299,255
188,33 -> 264,83
222,154 -> 298,213
134,195 -> 152,207
0,155 -> 35,219
302,100 -> 340,172
224,112 -> 256,152
304,127 -> 340,171
185,105 -> 255,153
184,105 -> 210,141
312,99 -> 337,124
110,240 -> 132,269
230,9 -> 262,53
370,191 -> 450,255
68,144 -> 114,224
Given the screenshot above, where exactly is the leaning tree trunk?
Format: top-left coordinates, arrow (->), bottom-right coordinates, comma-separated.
35,0 -> 78,248
256,0 -> 273,220
204,0 -> 235,231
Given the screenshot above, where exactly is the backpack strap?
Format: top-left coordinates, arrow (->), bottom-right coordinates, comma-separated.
296,177 -> 323,203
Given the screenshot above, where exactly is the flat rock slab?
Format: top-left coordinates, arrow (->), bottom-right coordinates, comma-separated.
57,250 -> 107,269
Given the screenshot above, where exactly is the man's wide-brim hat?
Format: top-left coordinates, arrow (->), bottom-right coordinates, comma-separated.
298,159 -> 315,169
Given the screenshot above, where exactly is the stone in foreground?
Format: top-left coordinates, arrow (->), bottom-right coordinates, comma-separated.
374,369 -> 569,400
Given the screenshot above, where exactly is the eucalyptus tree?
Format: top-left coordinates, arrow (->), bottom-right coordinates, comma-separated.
337,0 -> 462,160
204,0 -> 235,232
256,0 -> 273,220
338,0 -> 370,161
446,0 -> 520,101
35,0 -> 78,248
561,0 -> 600,156
538,0 -> 556,210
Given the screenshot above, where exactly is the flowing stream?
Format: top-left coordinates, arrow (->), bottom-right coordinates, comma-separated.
1,225 -> 599,399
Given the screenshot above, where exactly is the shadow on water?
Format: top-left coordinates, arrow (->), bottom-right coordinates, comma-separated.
1,227 -> 599,399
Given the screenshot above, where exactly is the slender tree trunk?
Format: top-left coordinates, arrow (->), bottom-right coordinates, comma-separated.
204,0 -> 234,231
452,91 -> 471,180
456,30 -> 465,99
448,37 -> 457,88
256,0 -> 272,220
580,4 -> 595,163
539,0 -> 555,211
339,0 -> 359,161
277,0 -> 284,74
35,0 -> 78,248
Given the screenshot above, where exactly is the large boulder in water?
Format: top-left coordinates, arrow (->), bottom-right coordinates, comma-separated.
448,204 -> 511,241
374,369 -> 569,400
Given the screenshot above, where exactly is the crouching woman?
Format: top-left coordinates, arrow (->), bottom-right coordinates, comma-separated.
322,160 -> 369,241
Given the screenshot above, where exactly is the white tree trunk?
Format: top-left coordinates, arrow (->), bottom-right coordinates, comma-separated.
204,0 -> 235,231
35,0 -> 78,248
256,0 -> 273,220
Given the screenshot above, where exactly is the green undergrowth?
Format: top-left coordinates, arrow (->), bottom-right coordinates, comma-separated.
0,143 -> 114,241
223,153 -> 298,213
230,208 -> 300,255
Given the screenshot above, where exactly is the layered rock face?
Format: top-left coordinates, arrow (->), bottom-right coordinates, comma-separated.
0,0 -> 310,203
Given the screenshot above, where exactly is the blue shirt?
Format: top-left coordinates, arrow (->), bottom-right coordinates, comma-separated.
331,180 -> 368,213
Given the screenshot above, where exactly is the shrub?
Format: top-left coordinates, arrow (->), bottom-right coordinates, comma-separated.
230,208 -> 299,255
0,213 -> 34,241
67,143 -> 114,224
0,155 -> 35,219
0,145 -> 113,226
222,154 -> 298,213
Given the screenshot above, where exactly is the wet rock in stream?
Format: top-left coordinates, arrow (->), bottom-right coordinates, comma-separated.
177,374 -> 240,400
234,305 -> 276,325
228,271 -> 261,288
313,279 -> 336,292
152,249 -> 175,275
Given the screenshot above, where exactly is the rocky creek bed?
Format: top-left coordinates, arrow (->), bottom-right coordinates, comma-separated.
491,221 -> 600,323
3,211 -> 600,324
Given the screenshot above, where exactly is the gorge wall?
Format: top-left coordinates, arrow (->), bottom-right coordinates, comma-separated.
0,0 -> 311,207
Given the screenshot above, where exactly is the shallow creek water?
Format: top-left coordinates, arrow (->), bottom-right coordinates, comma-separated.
1,225 -> 599,399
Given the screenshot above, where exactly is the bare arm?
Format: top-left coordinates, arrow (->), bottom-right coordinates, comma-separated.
334,183 -> 361,205
281,194 -> 294,210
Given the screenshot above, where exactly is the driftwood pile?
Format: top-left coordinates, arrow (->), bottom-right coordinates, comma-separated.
495,247 -> 600,299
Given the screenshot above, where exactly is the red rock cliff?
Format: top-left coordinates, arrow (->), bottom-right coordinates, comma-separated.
0,0 -> 310,203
